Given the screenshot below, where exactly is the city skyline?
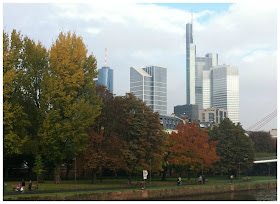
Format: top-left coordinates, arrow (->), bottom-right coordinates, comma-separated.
3,3 -> 277,131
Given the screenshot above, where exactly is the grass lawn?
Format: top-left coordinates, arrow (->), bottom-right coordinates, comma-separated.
255,152 -> 277,158
4,176 -> 276,193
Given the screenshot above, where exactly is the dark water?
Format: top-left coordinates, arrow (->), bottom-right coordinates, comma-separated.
163,188 -> 277,201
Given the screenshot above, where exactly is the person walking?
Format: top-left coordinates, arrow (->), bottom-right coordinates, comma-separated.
230,175 -> 234,183
202,175 -> 206,184
21,179 -> 25,192
177,176 -> 182,186
28,180 -> 32,191
199,175 -> 202,184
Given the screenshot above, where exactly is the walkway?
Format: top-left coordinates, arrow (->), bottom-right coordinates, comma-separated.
4,179 -> 277,196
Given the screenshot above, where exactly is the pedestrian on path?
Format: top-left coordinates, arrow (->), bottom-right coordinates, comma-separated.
28,180 -> 32,191
21,179 -> 25,192
230,175 -> 234,183
199,175 -> 202,184
177,175 -> 182,186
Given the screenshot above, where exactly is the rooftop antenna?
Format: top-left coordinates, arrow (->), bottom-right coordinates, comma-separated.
105,48 -> 107,67
191,8 -> 193,25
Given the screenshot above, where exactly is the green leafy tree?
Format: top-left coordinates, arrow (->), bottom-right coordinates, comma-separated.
249,131 -> 276,153
209,118 -> 255,176
33,155 -> 43,186
3,30 -> 30,178
3,30 -> 29,157
18,35 -> 49,175
112,93 -> 166,183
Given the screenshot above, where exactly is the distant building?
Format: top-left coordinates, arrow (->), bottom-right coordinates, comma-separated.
159,114 -> 184,130
198,108 -> 227,124
97,66 -> 113,93
130,66 -> 167,115
269,129 -> 277,138
195,53 -> 218,109
174,104 -> 198,122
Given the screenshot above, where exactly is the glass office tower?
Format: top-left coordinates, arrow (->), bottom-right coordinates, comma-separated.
130,66 -> 167,115
97,67 -> 113,93
195,53 -> 218,109
186,23 -> 196,105
211,65 -> 239,123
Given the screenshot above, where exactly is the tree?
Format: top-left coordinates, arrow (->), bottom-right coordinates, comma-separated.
111,93 -> 166,183
168,122 -> 219,179
3,30 -> 29,157
249,131 -> 276,153
38,31 -> 101,182
209,118 -> 255,176
33,155 -> 43,186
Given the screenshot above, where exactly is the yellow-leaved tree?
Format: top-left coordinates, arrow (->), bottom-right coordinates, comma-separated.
39,32 -> 101,183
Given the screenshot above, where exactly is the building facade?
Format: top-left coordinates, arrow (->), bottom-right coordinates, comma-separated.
130,66 -> 167,115
195,53 -> 218,109
198,107 -> 227,124
97,67 -> 113,93
186,23 -> 196,105
211,65 -> 239,123
174,104 -> 198,122
159,114 -> 183,130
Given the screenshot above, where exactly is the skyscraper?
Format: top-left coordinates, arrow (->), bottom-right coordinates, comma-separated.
210,65 -> 239,123
97,67 -> 113,93
195,53 -> 218,109
186,23 -> 196,105
97,48 -> 113,93
130,66 -> 167,115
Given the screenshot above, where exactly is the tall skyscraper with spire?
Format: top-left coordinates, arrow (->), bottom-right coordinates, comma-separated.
97,48 -> 113,93
186,17 -> 196,105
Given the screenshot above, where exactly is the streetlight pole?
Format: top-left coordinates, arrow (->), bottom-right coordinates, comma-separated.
238,162 -> 241,179
74,157 -> 76,191
150,159 -> 151,188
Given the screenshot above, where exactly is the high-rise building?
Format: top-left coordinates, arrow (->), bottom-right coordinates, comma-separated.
195,53 -> 218,109
130,66 -> 167,115
211,65 -> 239,123
97,66 -> 113,93
186,23 -> 196,105
202,70 -> 211,109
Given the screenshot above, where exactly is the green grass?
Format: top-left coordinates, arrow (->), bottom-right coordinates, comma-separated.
255,152 -> 277,158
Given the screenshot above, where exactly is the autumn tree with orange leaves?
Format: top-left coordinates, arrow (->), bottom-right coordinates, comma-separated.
168,122 -> 219,179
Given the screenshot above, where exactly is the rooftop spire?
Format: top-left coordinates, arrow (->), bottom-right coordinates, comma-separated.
105,48 -> 107,67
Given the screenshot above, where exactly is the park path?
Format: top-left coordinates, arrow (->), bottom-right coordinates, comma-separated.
4,179 -> 277,196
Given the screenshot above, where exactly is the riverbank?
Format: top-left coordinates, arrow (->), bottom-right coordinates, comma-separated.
3,180 -> 276,200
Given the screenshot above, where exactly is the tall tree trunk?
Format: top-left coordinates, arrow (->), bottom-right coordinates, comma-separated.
4,167 -> 8,179
161,166 -> 168,181
91,169 -> 97,184
169,167 -> 172,176
194,171 -> 197,182
128,172 -> 132,184
66,165 -> 71,180
99,167 -> 103,182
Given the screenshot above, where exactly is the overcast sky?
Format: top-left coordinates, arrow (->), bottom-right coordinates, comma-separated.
3,2 -> 277,131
